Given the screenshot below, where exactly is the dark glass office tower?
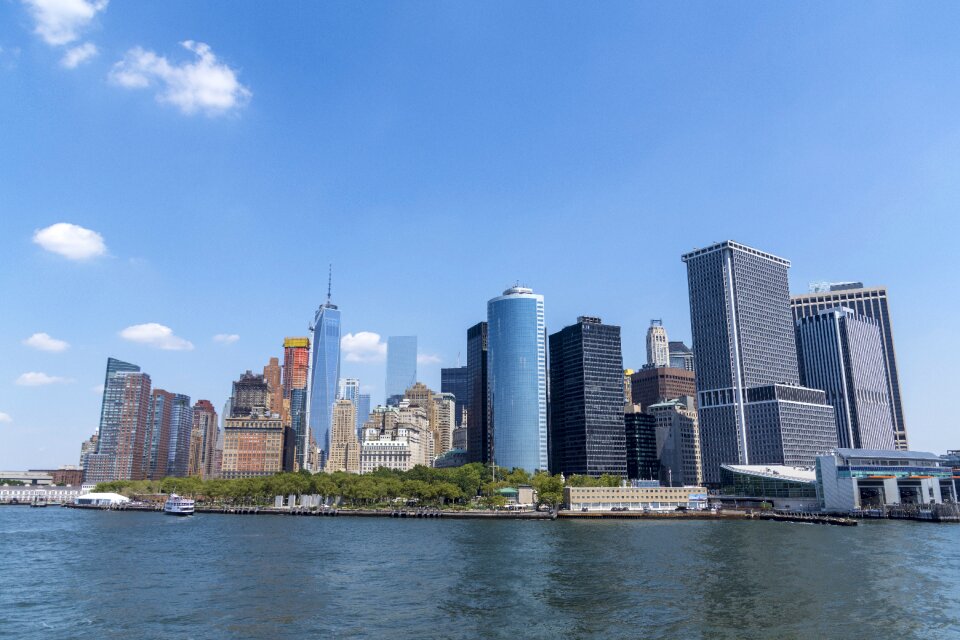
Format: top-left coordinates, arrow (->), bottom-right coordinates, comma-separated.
624,409 -> 659,481
441,366 -> 470,428
682,240 -> 837,485
466,322 -> 489,464
792,285 -> 907,449
548,317 -> 626,477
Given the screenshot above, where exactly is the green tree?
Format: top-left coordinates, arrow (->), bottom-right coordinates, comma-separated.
531,472 -> 564,508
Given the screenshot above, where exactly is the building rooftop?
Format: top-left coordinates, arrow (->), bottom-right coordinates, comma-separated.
681,240 -> 791,267
722,464 -> 817,484
834,448 -> 941,462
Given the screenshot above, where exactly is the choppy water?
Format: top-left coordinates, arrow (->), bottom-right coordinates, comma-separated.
1,508 -> 958,639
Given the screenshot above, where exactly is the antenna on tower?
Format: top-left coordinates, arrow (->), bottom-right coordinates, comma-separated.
327,264 -> 333,304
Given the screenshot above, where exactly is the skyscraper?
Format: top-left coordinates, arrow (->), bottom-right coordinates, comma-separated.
190,400 -> 219,478
796,308 -> 895,450
487,286 -> 548,474
466,322 -> 489,465
549,317 -> 626,477
646,319 -> 669,368
356,393 -> 371,441
682,240 -> 837,484
338,378 -> 360,402
145,389 -> 173,479
309,273 -> 341,465
84,358 -> 152,483
263,357 -> 282,416
284,337 -> 311,469
647,396 -> 702,486
668,341 -> 695,372
629,367 -> 697,410
440,365 -> 470,429
624,404 -> 659,481
385,336 -> 418,400
791,284 -> 907,449
166,393 -> 194,477
326,399 -> 360,473
222,371 -> 292,478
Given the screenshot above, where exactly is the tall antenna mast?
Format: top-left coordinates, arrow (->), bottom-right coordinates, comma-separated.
327,264 -> 333,304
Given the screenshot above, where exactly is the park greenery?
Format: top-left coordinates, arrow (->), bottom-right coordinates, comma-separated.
93,464 -> 625,510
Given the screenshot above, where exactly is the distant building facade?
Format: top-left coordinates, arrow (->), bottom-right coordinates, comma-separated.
441,365 -> 470,429
624,405 -> 659,481
629,367 -> 697,411
466,322 -> 490,465
645,319 -> 669,367
385,336 -> 418,400
326,400 -> 360,473
309,283 -> 341,467
283,337 -> 311,469
668,341 -> 695,372
647,396 -> 702,487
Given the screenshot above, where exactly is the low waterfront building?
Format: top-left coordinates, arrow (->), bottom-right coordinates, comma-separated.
1,483 -> 89,504
564,485 -> 708,512
434,448 -> 468,469
74,492 -> 129,506
719,465 -> 819,511
817,449 -> 957,512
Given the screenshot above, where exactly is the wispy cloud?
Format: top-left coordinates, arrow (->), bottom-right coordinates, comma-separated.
110,40 -> 251,116
417,353 -> 442,365
23,332 -> 70,352
213,333 -> 239,345
61,41 -> 97,68
341,331 -> 387,363
33,222 -> 107,260
120,323 -> 194,351
16,371 -> 74,386
0,412 -> 12,423
22,0 -> 108,47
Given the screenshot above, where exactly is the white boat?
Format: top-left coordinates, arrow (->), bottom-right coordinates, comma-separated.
163,494 -> 195,516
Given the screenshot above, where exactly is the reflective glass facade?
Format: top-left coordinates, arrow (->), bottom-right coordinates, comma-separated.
310,301 -> 341,463
466,322 -> 489,464
385,336 -> 418,400
441,366 -> 470,428
488,287 -> 547,473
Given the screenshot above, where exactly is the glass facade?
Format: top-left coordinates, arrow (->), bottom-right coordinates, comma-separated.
167,393 -> 194,477
488,287 -> 547,473
549,317 -> 626,477
466,322 -> 489,464
625,411 -> 659,481
720,466 -> 818,499
385,336 -> 418,400
310,302 -> 341,463
441,365 -> 470,428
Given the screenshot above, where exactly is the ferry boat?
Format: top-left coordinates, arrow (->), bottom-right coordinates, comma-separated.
163,494 -> 195,516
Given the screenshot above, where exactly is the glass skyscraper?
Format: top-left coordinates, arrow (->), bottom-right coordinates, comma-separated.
466,322 -> 489,465
167,393 -> 194,477
440,365 -> 470,428
487,286 -> 548,474
683,241 -> 837,485
385,336 -> 418,401
310,292 -> 341,466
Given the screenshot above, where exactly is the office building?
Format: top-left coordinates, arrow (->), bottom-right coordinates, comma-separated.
84,359 -> 152,483
338,377 -> 360,402
309,275 -> 341,465
792,284 -> 908,449
359,405 -> 432,473
466,322 -> 490,464
433,392 -> 457,457
682,240 -> 838,484
283,337 -> 311,468
818,449 -> 957,511
796,307 -> 895,450
629,367 -> 697,410
166,394 -> 193,477
623,370 -> 634,404
646,319 -> 669,367
549,317 -> 626,477
385,336 -> 418,400
441,365 -> 470,428
189,400 -> 218,478
221,408 -> 292,479
668,341 -> 695,372
263,357 -> 282,417
326,399 -> 360,473
79,433 -> 97,471
625,405 -> 659,481
647,396 -> 702,486
488,286 -> 548,473
356,393 -> 371,441
145,389 -> 173,479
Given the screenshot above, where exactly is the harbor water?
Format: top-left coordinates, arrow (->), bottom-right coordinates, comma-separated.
1,508 -> 958,639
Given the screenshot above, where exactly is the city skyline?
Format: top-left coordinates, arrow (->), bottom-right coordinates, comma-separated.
3,3 -> 959,468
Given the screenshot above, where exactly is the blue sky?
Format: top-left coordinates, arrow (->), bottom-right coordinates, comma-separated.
1,2 -> 958,469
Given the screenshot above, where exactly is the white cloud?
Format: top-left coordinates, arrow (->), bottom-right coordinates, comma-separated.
213,333 -> 239,345
23,332 -> 70,352
341,332 -> 387,363
0,412 -> 12,423
119,323 -> 194,351
16,372 -> 74,386
417,353 -> 442,365
110,40 -> 251,116
33,222 -> 107,260
61,41 -> 97,68
22,0 -> 108,46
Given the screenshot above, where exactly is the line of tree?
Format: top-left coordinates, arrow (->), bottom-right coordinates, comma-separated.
93,464 -> 625,509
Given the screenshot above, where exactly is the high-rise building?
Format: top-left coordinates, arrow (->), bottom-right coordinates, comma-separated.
326,399 -> 360,473
646,319 -> 669,368
791,284 -> 907,449
440,365 -> 470,429
682,240 -> 838,484
385,336 -> 418,400
309,275 -> 341,465
549,317 -> 626,477
356,393 -> 371,441
359,405 -> 433,473
466,322 -> 489,465
189,400 -> 218,478
338,378 -> 360,402
79,433 -> 97,471
221,408 -> 291,479
166,394 -> 194,478
488,286 -> 548,474
796,308 -> 895,450
629,367 -> 697,411
433,392 -> 457,457
668,341 -> 695,372
232,371 -> 269,417
624,405 -> 659,481
145,389 -> 173,479
647,396 -> 702,487
283,337 -> 311,468
263,357 -> 282,416
84,359 -> 152,483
